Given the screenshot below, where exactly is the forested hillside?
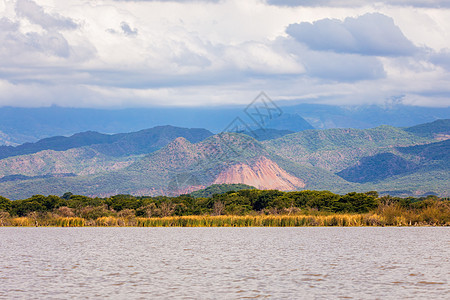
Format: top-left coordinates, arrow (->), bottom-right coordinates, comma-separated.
0,120 -> 448,199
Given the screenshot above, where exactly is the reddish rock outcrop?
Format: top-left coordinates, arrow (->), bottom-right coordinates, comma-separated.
213,156 -> 305,190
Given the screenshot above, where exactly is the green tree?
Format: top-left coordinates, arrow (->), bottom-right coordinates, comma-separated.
337,192 -> 378,213
0,196 -> 12,212
268,195 -> 294,210
303,190 -> 340,211
253,190 -> 284,211
11,195 -> 47,216
223,193 -> 252,215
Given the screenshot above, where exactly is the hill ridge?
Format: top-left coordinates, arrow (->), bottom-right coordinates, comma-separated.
0,125 -> 213,160
0,119 -> 448,199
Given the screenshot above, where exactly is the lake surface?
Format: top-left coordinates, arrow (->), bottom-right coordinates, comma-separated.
0,227 -> 448,299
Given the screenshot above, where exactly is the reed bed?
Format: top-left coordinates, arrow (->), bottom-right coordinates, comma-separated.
0,217 -> 85,227
134,214 -> 373,227
135,213 -> 447,227
1,213 -> 448,227
8,217 -> 35,227
51,217 -> 85,227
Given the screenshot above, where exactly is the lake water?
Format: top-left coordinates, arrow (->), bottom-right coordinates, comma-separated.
0,227 -> 448,299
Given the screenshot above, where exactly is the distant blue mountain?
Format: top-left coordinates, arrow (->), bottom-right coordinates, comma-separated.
0,125 -> 213,159
0,103 -> 448,144
281,103 -> 450,129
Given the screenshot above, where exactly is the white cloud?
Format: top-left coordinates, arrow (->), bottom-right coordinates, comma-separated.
15,0 -> 78,30
0,17 -> 71,65
0,0 -> 449,108
265,0 -> 450,8
430,49 -> 450,71
286,13 -> 417,56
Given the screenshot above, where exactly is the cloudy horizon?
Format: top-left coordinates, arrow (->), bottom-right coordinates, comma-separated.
1,0 -> 450,108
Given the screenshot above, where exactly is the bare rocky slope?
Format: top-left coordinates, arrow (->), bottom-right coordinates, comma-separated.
213,156 -> 305,190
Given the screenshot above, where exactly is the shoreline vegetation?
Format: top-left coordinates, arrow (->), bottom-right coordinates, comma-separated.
1,188 -> 449,227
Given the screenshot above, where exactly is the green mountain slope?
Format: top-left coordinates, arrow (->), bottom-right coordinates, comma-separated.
0,125 -> 212,178
91,126 -> 213,157
397,139 -> 450,163
335,140 -> 449,195
0,133 -> 312,199
241,128 -> 295,141
362,168 -> 449,197
0,131 -> 115,159
123,133 -> 276,194
264,113 -> 314,131
404,119 -> 450,138
0,120 -> 448,200
0,125 -> 213,160
266,153 -> 356,192
0,148 -> 142,178
190,184 -> 256,198
264,125 -> 433,172
0,130 -> 18,146
336,153 -> 418,183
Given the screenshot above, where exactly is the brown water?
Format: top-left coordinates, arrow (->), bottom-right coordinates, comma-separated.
0,227 -> 448,299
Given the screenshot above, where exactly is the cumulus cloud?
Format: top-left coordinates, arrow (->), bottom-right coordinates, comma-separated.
286,13 -> 417,56
113,0 -> 221,2
0,1 -> 86,65
430,49 -> 450,71
25,31 -> 70,57
15,0 -> 78,30
279,38 -> 385,82
304,52 -> 385,81
266,0 -> 450,8
0,0 -> 449,108
221,42 -> 304,75
0,17 -> 19,31
266,0 -> 367,7
0,17 -> 70,61
107,21 -> 139,36
121,22 -> 138,36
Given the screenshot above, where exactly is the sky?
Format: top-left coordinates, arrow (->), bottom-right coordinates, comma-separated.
1,0 -> 450,108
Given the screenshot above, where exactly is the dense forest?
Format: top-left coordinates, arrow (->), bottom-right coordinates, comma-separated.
0,186 -> 448,226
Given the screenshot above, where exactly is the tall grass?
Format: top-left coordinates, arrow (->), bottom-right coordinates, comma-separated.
3,217 -> 86,227
9,217 -> 34,227
136,214 -> 390,227
52,217 -> 85,227
1,211 -> 448,227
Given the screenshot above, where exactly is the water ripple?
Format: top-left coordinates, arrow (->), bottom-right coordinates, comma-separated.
0,227 -> 448,299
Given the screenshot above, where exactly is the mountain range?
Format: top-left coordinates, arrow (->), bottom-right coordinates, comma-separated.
1,104 -> 449,145
0,119 -> 448,200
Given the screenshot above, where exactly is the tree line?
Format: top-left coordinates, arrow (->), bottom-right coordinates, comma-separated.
0,189 -> 447,219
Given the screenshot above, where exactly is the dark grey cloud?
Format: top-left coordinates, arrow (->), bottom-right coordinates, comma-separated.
266,0 -> 450,8
106,22 -> 139,36
121,22 -> 138,36
286,13 -> 417,57
15,0 -> 78,30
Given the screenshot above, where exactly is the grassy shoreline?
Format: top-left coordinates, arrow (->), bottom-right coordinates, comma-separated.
1,189 -> 448,227
1,213 -> 448,227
